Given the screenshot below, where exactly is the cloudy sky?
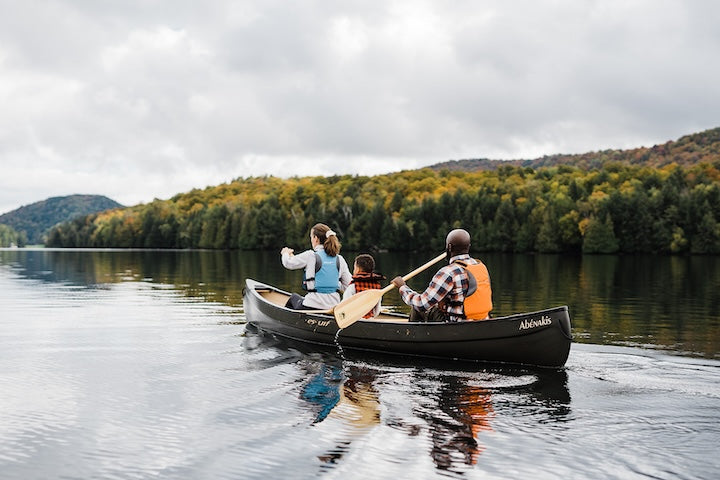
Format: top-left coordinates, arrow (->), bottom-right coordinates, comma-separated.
1,0 -> 718,214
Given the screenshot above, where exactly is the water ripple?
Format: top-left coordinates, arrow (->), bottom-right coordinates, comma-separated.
2,260 -> 720,479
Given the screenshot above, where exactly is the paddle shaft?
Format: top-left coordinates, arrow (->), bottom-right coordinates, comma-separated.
367,252 -> 447,297
390,252 -> 447,291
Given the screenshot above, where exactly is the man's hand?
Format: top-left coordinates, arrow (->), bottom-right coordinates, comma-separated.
281,247 -> 294,256
391,276 -> 405,289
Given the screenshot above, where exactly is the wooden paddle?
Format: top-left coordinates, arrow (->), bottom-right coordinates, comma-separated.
333,252 -> 447,329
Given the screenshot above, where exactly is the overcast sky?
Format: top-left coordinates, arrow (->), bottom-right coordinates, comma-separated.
1,0 -> 719,214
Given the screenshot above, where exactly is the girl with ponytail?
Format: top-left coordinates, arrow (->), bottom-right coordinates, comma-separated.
280,223 -> 352,310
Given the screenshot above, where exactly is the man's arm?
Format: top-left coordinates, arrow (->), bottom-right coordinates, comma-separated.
392,269 -> 453,312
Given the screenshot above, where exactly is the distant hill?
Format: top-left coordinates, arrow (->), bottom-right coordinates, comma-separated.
0,195 -> 123,245
429,127 -> 720,172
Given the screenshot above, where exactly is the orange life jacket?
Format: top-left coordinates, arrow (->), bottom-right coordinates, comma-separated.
350,272 -> 384,292
351,272 -> 385,318
455,260 -> 492,320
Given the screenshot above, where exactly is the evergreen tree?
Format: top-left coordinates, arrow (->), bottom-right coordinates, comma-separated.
582,215 -> 619,253
238,210 -> 259,249
536,206 -> 561,253
558,210 -> 582,251
394,219 -> 413,251
492,199 -> 518,252
608,190 -> 653,253
412,219 -> 432,252
256,201 -> 285,249
515,222 -> 535,252
690,209 -> 720,254
378,215 -> 397,251
389,190 -> 403,213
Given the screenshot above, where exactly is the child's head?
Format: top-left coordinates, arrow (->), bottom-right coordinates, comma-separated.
353,254 -> 375,274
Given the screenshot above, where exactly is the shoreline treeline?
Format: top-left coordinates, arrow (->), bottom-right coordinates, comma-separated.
0,224 -> 26,247
45,161 -> 720,254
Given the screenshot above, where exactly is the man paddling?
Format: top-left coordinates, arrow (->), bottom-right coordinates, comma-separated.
391,228 -> 493,322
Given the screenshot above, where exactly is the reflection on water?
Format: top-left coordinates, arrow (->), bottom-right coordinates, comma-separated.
299,362 -> 382,468
0,249 -> 250,305
404,374 -> 495,470
246,324 -> 571,475
1,249 -> 719,479
3,248 -> 718,357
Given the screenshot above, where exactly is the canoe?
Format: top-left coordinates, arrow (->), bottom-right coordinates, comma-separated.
243,279 -> 573,368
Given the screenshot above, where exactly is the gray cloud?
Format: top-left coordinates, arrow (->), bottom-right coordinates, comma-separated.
1,0 -> 719,213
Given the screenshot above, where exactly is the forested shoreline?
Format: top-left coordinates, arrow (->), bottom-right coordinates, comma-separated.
45,160 -> 720,254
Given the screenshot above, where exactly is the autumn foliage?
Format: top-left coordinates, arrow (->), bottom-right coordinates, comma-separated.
46,129 -> 720,254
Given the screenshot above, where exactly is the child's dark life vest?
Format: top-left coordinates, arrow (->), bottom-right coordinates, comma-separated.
455,259 -> 492,320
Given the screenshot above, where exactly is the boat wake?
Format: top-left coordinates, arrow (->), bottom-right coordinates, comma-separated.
568,343 -> 720,398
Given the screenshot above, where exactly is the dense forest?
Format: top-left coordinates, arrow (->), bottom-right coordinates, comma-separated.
0,194 -> 122,245
45,158 -> 720,254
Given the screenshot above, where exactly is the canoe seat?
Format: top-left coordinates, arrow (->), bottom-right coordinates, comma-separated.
258,289 -> 292,307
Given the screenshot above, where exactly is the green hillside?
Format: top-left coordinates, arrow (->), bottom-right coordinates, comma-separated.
0,195 -> 123,245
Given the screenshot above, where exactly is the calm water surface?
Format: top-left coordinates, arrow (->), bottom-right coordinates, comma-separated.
1,249 -> 719,479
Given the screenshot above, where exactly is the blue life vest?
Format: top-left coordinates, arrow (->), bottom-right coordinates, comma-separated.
303,250 -> 341,293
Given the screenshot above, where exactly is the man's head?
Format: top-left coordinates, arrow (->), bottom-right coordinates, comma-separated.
446,228 -> 471,258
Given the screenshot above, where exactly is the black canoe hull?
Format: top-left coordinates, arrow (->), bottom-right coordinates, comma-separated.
243,279 -> 572,368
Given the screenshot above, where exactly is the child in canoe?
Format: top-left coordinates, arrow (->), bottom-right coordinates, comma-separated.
343,253 -> 385,319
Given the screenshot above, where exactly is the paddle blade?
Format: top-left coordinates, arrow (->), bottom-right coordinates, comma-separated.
334,289 -> 385,328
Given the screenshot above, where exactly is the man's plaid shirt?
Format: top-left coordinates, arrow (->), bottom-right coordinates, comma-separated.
398,254 -> 478,322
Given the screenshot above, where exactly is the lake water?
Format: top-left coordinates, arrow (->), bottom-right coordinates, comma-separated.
1,249 -> 719,479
